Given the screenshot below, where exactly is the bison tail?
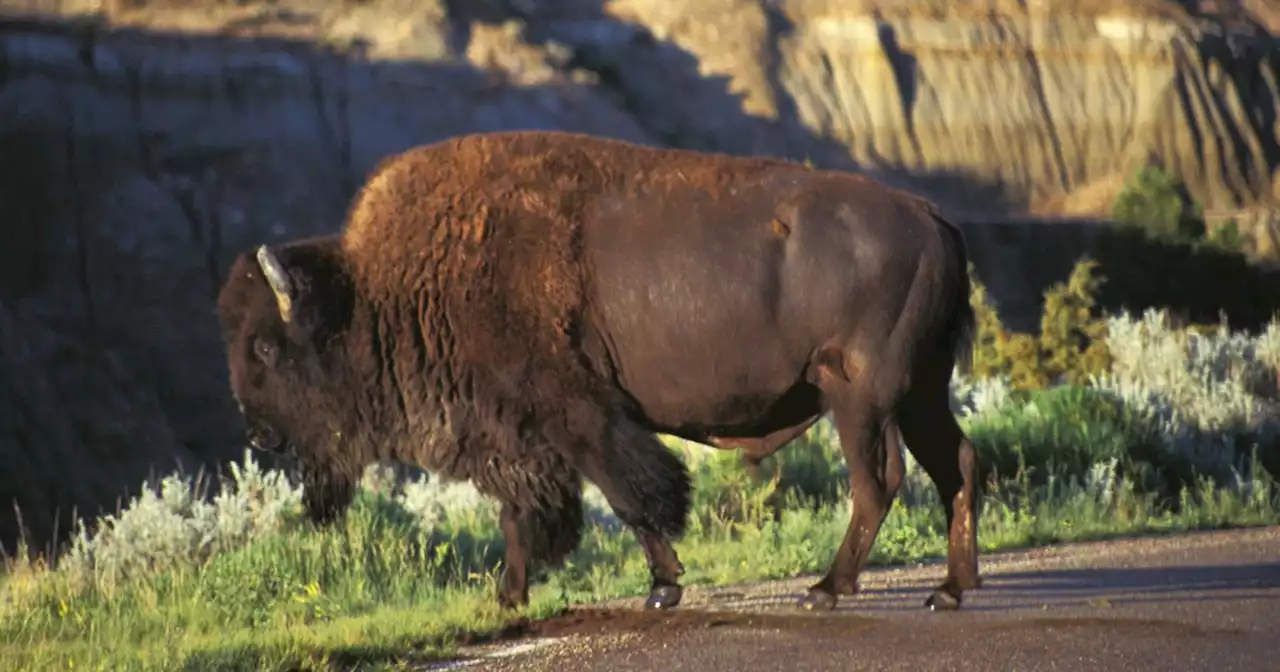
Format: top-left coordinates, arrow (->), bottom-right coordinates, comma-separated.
935,212 -> 977,375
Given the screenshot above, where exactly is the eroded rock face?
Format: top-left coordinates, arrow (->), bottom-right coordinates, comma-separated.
1,0 -> 1279,554
523,0 -> 1279,215
0,9 -> 652,554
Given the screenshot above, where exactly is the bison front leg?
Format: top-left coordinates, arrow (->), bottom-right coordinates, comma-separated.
577,420 -> 692,610
496,503 -> 532,610
495,487 -> 585,611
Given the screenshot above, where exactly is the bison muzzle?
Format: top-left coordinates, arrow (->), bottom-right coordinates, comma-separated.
216,130 -> 982,614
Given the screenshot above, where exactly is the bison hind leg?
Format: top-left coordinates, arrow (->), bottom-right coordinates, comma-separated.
896,364 -> 982,611
799,360 -> 907,612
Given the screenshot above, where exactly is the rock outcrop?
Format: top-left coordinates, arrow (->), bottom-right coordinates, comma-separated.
0,6 -> 654,554
516,0 -> 1280,215
2,0 -> 1278,555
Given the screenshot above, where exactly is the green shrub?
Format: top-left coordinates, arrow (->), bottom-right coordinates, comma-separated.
1111,165 -> 1204,243
1107,165 -> 1246,255
1205,218 -> 1246,254
683,448 -> 779,527
967,259 -> 1111,389
768,424 -> 848,507
1036,258 -> 1113,386
966,263 -> 1011,381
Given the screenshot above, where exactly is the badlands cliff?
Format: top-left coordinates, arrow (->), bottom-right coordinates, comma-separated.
1,0 -> 1277,554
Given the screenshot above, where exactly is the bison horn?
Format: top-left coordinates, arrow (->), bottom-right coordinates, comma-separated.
256,245 -> 294,324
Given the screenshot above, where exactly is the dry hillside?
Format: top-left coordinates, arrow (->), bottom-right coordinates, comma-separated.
1,0 -> 1278,556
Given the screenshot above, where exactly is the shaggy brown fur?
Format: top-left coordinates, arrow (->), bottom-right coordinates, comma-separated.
216,130 -> 981,614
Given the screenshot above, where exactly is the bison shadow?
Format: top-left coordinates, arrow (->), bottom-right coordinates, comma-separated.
721,553 -> 1280,613
984,561 -> 1280,593
944,560 -> 1280,613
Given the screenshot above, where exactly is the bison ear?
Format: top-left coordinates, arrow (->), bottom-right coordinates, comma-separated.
256,245 -> 297,325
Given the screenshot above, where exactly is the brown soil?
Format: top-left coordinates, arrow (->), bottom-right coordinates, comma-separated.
461,606 -> 879,646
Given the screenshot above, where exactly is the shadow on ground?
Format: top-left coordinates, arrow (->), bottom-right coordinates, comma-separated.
701,558 -> 1280,615
474,558 -> 1280,647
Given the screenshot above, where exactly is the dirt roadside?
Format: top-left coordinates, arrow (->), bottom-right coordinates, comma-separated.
422,526 -> 1280,671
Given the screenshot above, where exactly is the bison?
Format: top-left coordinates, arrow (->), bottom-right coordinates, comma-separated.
215,130 -> 981,614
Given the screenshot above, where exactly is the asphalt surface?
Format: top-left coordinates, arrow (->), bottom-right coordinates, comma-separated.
426,526 -> 1280,672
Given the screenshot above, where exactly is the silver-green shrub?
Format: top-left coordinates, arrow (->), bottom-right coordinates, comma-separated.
56,450 -> 301,592
25,306 -> 1280,594
1089,309 -> 1280,479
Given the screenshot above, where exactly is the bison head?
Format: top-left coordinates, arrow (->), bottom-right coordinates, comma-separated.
215,237 -> 355,464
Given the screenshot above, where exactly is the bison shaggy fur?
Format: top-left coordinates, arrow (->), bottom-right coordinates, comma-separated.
216,130 -> 982,613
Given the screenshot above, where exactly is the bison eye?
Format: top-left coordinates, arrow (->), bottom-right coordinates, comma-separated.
253,338 -> 279,366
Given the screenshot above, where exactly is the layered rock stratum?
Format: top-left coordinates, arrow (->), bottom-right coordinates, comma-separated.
1,0 -> 1277,555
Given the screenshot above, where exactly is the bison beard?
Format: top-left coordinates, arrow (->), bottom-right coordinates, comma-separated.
215,130 -> 982,616
300,463 -> 357,527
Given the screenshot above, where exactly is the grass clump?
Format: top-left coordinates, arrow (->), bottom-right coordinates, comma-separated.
1112,165 -> 1202,243
965,385 -> 1157,489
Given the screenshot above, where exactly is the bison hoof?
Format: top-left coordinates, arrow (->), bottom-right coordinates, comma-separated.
798,589 -> 838,612
924,588 -> 961,612
497,596 -> 526,612
497,588 -> 529,612
645,584 -> 683,610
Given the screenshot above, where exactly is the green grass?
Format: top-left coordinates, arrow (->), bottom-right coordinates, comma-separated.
4,383 -> 1278,671
4,478 -> 1274,672
9,251 -> 1280,670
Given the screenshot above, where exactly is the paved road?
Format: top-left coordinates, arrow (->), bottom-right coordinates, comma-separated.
428,526 -> 1280,672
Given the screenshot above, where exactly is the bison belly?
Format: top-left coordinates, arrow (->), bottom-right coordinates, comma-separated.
583,207 -> 835,437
